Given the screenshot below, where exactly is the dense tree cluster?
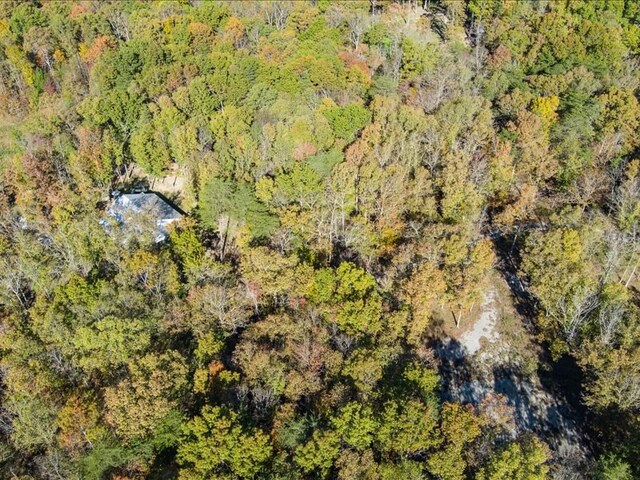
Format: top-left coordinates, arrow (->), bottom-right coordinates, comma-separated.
0,0 -> 639,478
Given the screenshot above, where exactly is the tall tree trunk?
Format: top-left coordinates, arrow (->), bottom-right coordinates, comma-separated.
452,308 -> 462,328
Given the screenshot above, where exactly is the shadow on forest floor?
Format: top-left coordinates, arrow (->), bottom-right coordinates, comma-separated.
435,336 -> 590,471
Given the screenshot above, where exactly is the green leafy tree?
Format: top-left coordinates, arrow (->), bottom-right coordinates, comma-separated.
199,177 -> 279,240
476,437 -> 550,480
427,445 -> 467,480
376,399 -> 440,455
401,38 -> 439,80
99,88 -> 144,138
307,262 -> 384,336
295,431 -> 340,478
595,454 -> 633,480
178,406 -> 273,479
323,103 -> 371,143
332,402 -> 377,451
6,394 -> 56,452
72,316 -> 152,373
130,113 -> 171,176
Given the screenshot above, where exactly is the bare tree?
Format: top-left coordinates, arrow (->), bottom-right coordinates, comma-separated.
0,255 -> 31,310
106,7 -> 130,41
264,1 -> 291,30
597,303 -> 625,346
347,12 -> 371,52
552,286 -> 600,343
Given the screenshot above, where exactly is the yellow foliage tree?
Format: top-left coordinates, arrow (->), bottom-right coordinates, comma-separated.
531,96 -> 560,131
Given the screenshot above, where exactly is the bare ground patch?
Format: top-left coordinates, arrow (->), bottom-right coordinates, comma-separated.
123,163 -> 195,211
432,271 -> 590,476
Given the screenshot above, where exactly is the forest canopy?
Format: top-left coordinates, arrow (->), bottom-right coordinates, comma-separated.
0,0 -> 639,479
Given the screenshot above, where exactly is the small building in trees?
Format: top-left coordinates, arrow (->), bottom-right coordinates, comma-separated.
104,191 -> 183,242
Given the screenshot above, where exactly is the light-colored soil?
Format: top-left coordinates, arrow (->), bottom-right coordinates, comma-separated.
125,163 -> 194,211
459,288 -> 500,355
